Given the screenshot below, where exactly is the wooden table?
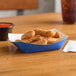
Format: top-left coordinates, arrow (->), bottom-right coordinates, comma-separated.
0,13 -> 76,76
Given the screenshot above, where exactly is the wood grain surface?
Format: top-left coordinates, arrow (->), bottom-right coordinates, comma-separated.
0,0 -> 38,10
0,13 -> 76,76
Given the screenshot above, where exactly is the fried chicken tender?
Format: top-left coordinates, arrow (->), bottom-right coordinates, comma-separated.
53,32 -> 61,38
47,38 -> 61,44
15,40 -> 21,42
46,30 -> 56,37
34,29 -> 47,36
16,39 -> 31,43
16,29 -> 62,45
21,30 -> 35,40
29,35 -> 44,42
34,29 -> 57,38
31,39 -> 47,45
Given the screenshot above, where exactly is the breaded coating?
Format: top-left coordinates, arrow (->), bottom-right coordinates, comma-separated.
29,35 -> 44,42
53,32 -> 61,38
46,30 -> 56,37
31,39 -> 47,45
16,29 -> 62,45
47,38 -> 61,44
16,39 -> 31,43
21,30 -> 35,40
34,28 -> 47,36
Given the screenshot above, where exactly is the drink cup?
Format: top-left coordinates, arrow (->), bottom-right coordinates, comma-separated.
61,0 -> 75,24
0,22 -> 14,41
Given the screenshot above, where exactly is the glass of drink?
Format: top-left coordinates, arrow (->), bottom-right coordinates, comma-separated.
0,22 -> 14,41
61,0 -> 75,24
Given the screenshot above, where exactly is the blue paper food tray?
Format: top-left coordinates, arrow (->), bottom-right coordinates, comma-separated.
13,39 -> 67,53
9,29 -> 68,53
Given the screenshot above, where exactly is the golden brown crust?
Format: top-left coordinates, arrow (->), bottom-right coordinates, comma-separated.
53,32 -> 61,38
47,38 -> 61,44
16,29 -> 62,45
16,39 -> 31,43
34,28 -> 47,36
29,35 -> 44,42
15,40 -> 22,42
46,31 -> 56,37
21,30 -> 35,40
31,39 -> 47,45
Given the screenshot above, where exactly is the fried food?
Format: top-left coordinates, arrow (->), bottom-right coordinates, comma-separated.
29,35 -> 44,42
31,39 -> 47,45
53,32 -> 61,38
46,30 -> 56,37
16,29 -> 62,45
47,38 -> 61,44
21,30 -> 35,40
16,39 -> 31,43
34,28 -> 47,36
15,40 -> 22,42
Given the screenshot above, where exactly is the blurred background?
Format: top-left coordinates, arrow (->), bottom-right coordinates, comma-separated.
0,0 -> 61,17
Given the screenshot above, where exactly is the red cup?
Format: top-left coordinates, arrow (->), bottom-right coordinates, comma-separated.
0,22 -> 14,41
